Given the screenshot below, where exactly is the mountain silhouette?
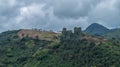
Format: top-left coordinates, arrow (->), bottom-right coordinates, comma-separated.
85,23 -> 110,36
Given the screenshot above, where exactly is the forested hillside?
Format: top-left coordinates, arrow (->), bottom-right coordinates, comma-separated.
0,27 -> 120,67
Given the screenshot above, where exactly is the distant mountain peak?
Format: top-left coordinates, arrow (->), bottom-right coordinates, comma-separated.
85,23 -> 110,36
89,23 -> 107,28
91,23 -> 101,25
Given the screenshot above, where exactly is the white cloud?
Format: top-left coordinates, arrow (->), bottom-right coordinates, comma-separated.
20,3 -> 46,17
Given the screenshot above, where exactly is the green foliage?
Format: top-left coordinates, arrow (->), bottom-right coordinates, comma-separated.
74,27 -> 82,36
33,48 -> 50,58
47,40 -> 60,48
0,29 -> 120,67
25,40 -> 35,48
0,30 -> 51,67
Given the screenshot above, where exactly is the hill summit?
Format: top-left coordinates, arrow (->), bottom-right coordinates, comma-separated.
18,29 -> 59,41
85,23 -> 110,36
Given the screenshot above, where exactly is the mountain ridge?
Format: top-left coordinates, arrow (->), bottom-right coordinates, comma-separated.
85,23 -> 120,39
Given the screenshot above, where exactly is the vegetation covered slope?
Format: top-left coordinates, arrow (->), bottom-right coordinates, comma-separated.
104,29 -> 120,39
0,27 -> 120,67
0,30 -> 52,67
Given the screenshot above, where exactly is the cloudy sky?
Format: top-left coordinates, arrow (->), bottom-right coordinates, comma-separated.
0,0 -> 120,32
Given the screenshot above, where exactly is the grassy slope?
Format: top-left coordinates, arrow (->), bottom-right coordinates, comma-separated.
18,29 -> 60,41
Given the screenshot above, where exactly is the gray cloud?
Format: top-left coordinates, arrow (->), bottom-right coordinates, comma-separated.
0,0 -> 120,32
53,0 -> 99,18
53,0 -> 87,18
88,0 -> 120,28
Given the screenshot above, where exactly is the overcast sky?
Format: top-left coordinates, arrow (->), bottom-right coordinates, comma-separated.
0,0 -> 120,32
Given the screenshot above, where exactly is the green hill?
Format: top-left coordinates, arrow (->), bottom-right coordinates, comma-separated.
0,28 -> 120,67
